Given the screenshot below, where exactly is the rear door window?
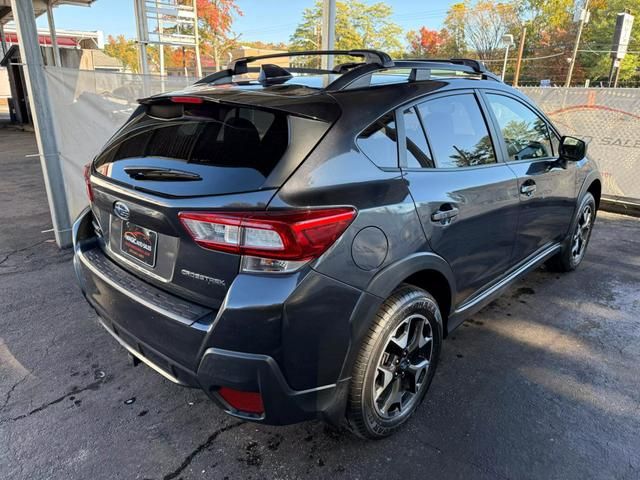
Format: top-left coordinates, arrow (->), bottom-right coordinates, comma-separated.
417,94 -> 497,168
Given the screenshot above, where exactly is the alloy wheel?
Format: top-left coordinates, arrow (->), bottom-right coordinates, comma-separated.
372,314 -> 433,419
571,204 -> 593,264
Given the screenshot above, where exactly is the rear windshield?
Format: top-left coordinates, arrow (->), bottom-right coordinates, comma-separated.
95,105 -> 288,178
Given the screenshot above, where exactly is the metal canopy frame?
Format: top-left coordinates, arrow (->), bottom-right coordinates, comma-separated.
192,50 -> 501,91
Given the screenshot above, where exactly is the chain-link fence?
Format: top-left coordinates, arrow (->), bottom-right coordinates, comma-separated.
521,87 -> 640,204
43,67 -> 640,219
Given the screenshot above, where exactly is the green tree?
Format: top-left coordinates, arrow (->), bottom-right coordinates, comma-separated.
289,0 -> 404,64
580,1 -> 640,85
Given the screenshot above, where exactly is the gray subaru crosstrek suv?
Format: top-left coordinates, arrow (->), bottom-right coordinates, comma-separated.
73,50 -> 601,438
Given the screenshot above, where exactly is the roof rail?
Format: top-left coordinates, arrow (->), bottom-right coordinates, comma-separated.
326,58 -> 501,91
192,51 -> 501,89
395,58 -> 500,81
194,49 -> 394,85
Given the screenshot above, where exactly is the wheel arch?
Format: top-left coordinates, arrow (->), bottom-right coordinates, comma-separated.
578,170 -> 602,211
587,178 -> 601,210
365,252 -> 456,333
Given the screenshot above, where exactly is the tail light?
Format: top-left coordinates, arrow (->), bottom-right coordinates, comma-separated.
84,163 -> 94,203
178,208 -> 357,273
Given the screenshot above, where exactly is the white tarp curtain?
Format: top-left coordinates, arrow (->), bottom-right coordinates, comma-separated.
45,67 -> 197,220
44,67 -> 640,221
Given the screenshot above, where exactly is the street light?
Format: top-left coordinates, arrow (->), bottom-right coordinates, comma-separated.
501,34 -> 515,81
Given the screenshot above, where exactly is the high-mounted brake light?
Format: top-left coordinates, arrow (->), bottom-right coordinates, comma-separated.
170,96 -> 204,104
83,163 -> 94,203
178,208 -> 357,273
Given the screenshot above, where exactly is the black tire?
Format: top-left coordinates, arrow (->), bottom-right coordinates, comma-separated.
547,192 -> 596,272
346,285 -> 443,439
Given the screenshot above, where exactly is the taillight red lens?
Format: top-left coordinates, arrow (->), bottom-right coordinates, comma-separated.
218,387 -> 264,415
84,163 -> 94,203
178,208 -> 357,261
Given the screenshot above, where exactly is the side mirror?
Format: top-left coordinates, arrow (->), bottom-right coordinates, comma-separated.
559,136 -> 586,161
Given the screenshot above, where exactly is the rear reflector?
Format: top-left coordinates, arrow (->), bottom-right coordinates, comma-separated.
178,208 -> 357,264
84,163 -> 94,203
218,387 -> 264,415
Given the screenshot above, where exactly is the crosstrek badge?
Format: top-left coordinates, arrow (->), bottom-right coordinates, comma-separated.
120,222 -> 158,267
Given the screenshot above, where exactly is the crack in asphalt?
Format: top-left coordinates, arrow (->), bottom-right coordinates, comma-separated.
162,420 -> 245,480
0,373 -> 30,412
1,378 -> 106,424
0,239 -> 50,266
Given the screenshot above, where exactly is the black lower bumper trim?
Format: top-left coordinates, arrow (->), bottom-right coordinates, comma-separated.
198,348 -> 347,426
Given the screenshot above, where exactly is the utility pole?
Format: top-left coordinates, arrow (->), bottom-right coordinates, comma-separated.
10,0 -> 72,247
513,24 -> 527,87
565,0 -> 589,87
321,0 -> 336,70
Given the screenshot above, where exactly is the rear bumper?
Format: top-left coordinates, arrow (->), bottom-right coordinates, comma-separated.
72,208 -> 357,425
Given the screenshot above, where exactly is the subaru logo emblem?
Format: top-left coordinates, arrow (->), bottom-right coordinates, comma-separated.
113,201 -> 130,221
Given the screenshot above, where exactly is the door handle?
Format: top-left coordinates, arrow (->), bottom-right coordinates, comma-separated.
431,205 -> 459,225
520,182 -> 537,197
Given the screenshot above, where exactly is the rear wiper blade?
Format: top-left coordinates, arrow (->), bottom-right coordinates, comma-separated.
124,167 -> 202,182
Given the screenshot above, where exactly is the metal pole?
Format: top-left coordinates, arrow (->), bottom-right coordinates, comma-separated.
565,0 -> 589,87
607,58 -> 616,87
513,24 -> 527,87
46,1 -> 62,67
501,44 -> 510,81
193,0 -> 202,77
134,0 -> 149,75
613,63 -> 621,88
321,0 -> 336,70
155,0 -> 165,76
9,0 -> 72,247
0,23 -> 7,56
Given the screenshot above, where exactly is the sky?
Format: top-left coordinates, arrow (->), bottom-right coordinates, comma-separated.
34,0 -> 454,44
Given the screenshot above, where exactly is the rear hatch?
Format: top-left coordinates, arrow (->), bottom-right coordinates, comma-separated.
88,90 -> 339,308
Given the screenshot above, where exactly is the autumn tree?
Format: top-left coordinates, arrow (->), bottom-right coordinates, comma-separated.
516,0 -> 638,85
197,0 -> 243,71
240,40 -> 289,51
442,1 -> 520,60
406,27 -> 446,57
104,35 -> 140,72
290,0 -> 403,64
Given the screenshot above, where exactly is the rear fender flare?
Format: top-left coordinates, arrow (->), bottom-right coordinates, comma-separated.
365,252 -> 457,313
337,252 -> 456,385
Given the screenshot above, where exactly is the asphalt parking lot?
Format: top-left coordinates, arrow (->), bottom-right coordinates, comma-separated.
1,127 -> 639,480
